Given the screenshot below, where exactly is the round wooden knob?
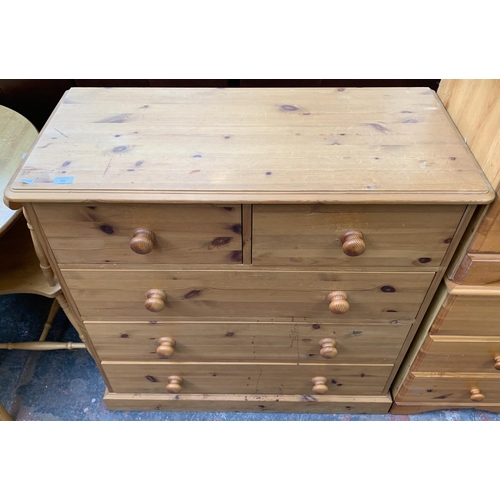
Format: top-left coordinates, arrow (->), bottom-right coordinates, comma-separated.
157,337 -> 176,358
311,376 -> 328,395
145,289 -> 167,312
470,388 -> 485,402
328,291 -> 349,314
341,230 -> 366,257
166,376 -> 183,394
494,356 -> 500,370
130,228 -> 155,254
319,338 -> 338,359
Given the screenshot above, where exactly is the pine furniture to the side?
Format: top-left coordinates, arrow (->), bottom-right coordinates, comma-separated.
392,80 -> 500,415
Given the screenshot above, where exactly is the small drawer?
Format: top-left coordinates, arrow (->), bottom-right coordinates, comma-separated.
62,269 -> 434,321
252,204 -> 465,268
86,321 -> 411,364
395,372 -> 500,404
411,336 -> 500,373
102,362 -> 393,395
33,203 -> 243,264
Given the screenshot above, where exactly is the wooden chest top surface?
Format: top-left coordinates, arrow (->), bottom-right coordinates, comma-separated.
4,87 -> 494,205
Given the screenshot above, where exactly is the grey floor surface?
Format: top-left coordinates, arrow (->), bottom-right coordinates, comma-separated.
1,293 -> 499,421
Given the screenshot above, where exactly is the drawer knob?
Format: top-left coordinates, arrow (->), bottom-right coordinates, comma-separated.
166,376 -> 183,393
145,289 -> 167,312
130,228 -> 155,254
157,337 -> 176,358
311,376 -> 328,395
470,388 -> 485,402
319,338 -> 338,359
328,291 -> 349,314
494,356 -> 500,370
341,230 -> 366,257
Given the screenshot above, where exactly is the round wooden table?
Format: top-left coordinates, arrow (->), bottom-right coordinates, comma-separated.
0,105 -> 38,236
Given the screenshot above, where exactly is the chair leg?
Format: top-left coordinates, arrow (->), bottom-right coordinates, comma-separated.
0,402 -> 14,421
38,298 -> 61,342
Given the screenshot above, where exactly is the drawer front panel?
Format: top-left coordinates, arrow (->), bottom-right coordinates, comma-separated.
86,321 -> 411,364
469,201 -> 500,254
431,294 -> 500,337
34,203 -> 243,264
63,269 -> 434,321
253,204 -> 465,268
102,362 -> 393,395
412,336 -> 500,373
450,253 -> 500,286
396,373 -> 500,404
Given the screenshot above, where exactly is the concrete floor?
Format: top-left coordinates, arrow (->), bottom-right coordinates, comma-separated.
1,293 -> 499,421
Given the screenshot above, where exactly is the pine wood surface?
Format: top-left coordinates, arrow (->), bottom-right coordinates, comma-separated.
61,269 -> 434,322
33,202 -> 243,264
406,335 -> 500,373
102,361 -> 393,395
467,200 -> 500,254
428,293 -> 500,337
4,87 -> 494,206
437,80 -> 500,281
0,214 -> 59,297
85,321 -> 410,364
394,372 -> 500,404
0,105 -> 38,235
438,80 -> 500,190
103,390 -> 393,413
452,253 -> 500,285
253,204 -> 465,269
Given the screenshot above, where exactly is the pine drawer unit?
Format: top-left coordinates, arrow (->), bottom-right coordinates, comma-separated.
391,80 -> 500,415
392,279 -> 500,413
4,87 -> 494,414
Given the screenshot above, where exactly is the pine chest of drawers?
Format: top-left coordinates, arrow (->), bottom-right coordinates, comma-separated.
4,87 -> 494,414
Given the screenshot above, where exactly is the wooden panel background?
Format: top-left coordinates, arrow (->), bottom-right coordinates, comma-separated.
438,80 -> 500,190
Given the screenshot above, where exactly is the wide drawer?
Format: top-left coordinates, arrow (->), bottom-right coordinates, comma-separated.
430,293 -> 500,337
410,336 -> 500,373
33,203 -> 243,264
102,362 -> 393,395
450,253 -> 500,286
86,321 -> 411,364
252,204 -> 465,268
395,372 -> 500,404
63,269 -> 434,321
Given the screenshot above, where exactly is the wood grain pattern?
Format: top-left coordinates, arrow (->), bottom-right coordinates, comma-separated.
428,293 -> 500,337
0,105 -> 38,235
85,321 -> 411,364
394,372 -> 500,404
467,201 -> 500,254
102,361 -> 393,395
103,390 -> 393,413
452,253 -> 500,285
407,335 -> 500,373
242,205 -> 252,264
437,80 -> 500,271
438,80 -> 500,190
0,215 -> 59,297
253,204 -> 465,269
33,203 -> 242,264
61,269 -> 434,321
4,87 -> 494,206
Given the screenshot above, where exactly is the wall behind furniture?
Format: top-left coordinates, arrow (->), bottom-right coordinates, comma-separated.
0,79 -> 440,131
